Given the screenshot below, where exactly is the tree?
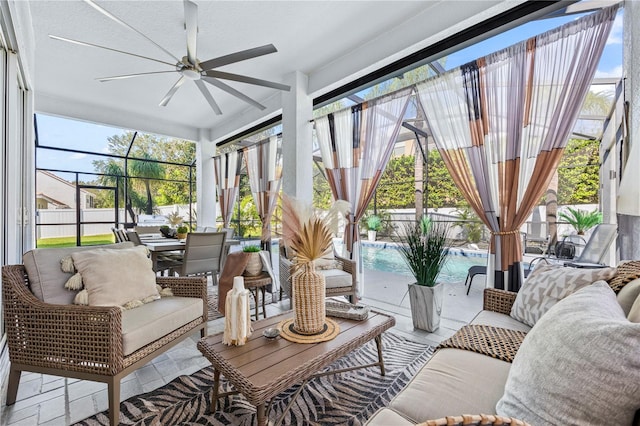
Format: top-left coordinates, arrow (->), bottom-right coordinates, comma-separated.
557,139 -> 600,204
312,162 -> 333,209
375,155 -> 415,208
129,153 -> 165,214
426,150 -> 466,208
94,161 -> 142,221
92,131 -> 196,215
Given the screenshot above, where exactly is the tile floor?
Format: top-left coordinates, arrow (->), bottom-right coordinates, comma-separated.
0,269 -> 486,426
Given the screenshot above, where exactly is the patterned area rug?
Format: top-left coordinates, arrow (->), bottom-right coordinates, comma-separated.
74,332 -> 433,425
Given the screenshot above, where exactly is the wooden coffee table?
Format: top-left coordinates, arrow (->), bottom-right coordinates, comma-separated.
197,310 -> 395,426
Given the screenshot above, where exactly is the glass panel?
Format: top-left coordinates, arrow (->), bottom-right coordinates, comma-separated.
36,114 -> 126,151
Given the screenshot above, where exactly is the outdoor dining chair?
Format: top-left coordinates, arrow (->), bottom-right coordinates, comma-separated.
126,230 -> 182,274
171,232 -> 226,285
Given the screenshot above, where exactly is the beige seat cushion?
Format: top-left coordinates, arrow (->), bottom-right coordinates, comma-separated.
319,268 -> 352,289
471,310 -> 532,333
617,278 -> 640,316
365,408 -> 414,426
121,296 -> 203,355
22,242 -> 134,305
71,245 -> 159,308
628,294 -> 640,323
389,348 -> 511,422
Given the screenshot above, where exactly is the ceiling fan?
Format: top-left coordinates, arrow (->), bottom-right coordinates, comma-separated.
50,0 -> 290,115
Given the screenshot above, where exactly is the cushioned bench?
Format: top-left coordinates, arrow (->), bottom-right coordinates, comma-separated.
366,263 -> 640,426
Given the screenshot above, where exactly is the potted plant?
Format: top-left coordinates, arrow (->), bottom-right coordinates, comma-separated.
558,207 -> 602,235
167,211 -> 183,228
397,217 -> 449,332
176,225 -> 189,239
366,214 -> 382,242
242,245 -> 263,276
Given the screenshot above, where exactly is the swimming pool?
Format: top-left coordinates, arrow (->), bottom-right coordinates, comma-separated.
360,243 -> 487,283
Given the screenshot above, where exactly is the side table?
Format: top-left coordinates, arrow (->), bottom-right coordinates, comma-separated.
243,272 -> 271,320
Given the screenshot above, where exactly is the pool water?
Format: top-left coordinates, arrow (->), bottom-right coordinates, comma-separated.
360,245 -> 487,283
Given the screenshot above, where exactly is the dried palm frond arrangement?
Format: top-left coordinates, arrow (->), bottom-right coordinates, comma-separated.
281,194 -> 350,274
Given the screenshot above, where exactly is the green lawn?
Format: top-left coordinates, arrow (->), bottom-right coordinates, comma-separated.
37,234 -> 115,248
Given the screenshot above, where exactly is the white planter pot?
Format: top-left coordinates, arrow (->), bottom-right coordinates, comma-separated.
408,282 -> 443,332
367,230 -> 377,242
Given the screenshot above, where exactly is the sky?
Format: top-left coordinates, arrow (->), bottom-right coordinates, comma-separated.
36,5 -> 624,176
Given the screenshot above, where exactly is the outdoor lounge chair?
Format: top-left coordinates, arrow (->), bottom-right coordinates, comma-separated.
464,265 -> 487,295
564,223 -> 617,268
524,223 -> 618,276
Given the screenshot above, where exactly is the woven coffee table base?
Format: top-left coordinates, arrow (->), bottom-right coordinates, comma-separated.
437,324 -> 527,363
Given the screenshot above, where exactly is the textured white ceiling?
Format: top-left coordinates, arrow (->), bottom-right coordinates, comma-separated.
26,0 -> 516,141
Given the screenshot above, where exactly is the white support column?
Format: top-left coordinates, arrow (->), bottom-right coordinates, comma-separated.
281,71 -> 313,204
196,129 -> 217,228
618,0 -> 640,261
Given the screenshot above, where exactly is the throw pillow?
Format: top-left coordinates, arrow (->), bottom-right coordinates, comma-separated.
608,260 -> 640,293
73,284 -> 173,306
510,265 -> 616,327
313,250 -> 343,270
496,282 -> 640,425
71,246 -> 159,309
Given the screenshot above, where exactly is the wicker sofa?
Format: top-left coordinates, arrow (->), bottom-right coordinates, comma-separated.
366,283 -> 640,426
2,242 -> 208,425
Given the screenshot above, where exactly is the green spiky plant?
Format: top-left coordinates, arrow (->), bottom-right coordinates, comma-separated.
558,207 -> 602,235
397,220 -> 449,287
242,245 -> 261,253
366,215 -> 382,232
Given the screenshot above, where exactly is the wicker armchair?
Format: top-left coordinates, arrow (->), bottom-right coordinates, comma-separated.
483,287 -> 518,314
279,243 -> 357,303
2,264 -> 207,426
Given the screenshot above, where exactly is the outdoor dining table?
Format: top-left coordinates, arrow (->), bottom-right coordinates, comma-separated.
144,239 -> 240,270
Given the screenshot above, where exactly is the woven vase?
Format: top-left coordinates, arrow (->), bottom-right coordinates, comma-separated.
244,252 -> 262,276
292,262 -> 326,334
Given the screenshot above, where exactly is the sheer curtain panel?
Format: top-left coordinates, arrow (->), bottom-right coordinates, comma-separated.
415,5 -> 618,291
315,87 -> 413,296
213,150 -> 243,228
244,135 -> 283,250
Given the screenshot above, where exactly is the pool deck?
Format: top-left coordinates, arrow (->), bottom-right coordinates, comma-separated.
358,268 -> 484,347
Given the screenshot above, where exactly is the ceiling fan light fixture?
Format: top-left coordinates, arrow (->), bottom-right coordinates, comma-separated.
181,68 -> 201,80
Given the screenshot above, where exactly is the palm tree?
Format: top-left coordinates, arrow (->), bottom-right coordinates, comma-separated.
558,207 -> 602,235
98,161 -> 139,222
129,153 -> 165,215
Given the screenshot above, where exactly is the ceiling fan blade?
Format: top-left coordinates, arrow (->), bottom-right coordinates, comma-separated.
97,70 -> 177,82
159,76 -> 186,107
83,0 -> 181,63
202,76 -> 266,110
184,0 -> 198,65
199,44 -> 278,70
205,70 -> 290,91
194,80 -> 222,115
49,35 -> 175,67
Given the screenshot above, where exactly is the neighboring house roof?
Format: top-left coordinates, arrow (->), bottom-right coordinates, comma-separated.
37,170 -> 96,199
36,193 -> 70,209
